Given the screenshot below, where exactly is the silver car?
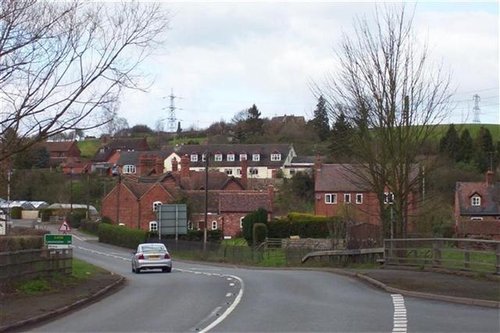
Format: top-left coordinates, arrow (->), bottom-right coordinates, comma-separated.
132,243 -> 172,273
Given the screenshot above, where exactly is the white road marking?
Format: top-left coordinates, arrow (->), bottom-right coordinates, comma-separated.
76,245 -> 244,333
391,294 -> 408,333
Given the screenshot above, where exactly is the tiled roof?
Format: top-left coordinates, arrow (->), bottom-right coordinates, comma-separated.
219,192 -> 271,212
171,143 -> 294,168
106,137 -> 150,150
42,141 -> 76,153
315,164 -> 372,192
456,181 -> 499,216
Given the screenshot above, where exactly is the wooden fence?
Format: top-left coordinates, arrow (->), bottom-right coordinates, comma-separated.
384,238 -> 500,274
0,248 -> 73,289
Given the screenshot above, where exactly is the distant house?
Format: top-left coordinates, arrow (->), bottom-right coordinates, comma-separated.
115,143 -> 299,180
40,140 -> 81,168
90,137 -> 150,175
101,155 -> 274,237
454,171 -> 500,240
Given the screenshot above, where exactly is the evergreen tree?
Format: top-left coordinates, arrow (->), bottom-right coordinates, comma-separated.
457,129 -> 473,163
329,111 -> 354,161
439,124 -> 460,161
246,104 -> 264,136
473,126 -> 495,172
311,95 -> 330,141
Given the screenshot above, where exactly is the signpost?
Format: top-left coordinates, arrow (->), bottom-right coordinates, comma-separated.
157,204 -> 188,240
44,234 -> 72,249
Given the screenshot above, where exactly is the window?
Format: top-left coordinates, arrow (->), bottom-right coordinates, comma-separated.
383,192 -> 395,204
211,221 -> 218,230
250,168 -> 258,175
190,153 -> 198,162
225,169 -> 233,175
270,153 -> 281,161
240,217 -> 244,229
344,193 -> 351,204
153,201 -> 162,212
237,169 -> 242,175
240,153 -> 247,161
471,196 -> 481,206
252,153 -> 260,161
214,153 -> 223,162
356,193 -> 363,204
122,165 -> 136,174
227,153 -> 235,161
188,221 -> 193,230
325,193 -> 337,204
470,217 -> 483,221
149,221 -> 158,232
202,153 -> 206,162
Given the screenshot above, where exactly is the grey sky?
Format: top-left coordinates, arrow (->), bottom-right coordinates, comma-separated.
118,1 -> 499,132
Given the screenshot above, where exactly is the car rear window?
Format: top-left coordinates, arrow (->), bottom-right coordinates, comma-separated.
141,245 -> 166,252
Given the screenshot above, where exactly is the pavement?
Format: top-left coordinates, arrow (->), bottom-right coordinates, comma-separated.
1,226 -> 499,332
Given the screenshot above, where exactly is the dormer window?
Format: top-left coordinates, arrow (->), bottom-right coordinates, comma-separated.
123,165 -> 136,174
252,153 -> 260,162
270,152 -> 281,161
227,153 -> 235,161
471,196 -> 481,206
214,153 -> 223,162
190,153 -> 198,162
240,153 -> 247,161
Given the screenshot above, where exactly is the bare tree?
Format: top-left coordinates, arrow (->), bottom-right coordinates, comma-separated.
0,0 -> 169,161
315,5 -> 452,238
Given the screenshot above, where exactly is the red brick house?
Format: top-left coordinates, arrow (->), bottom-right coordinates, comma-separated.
314,161 -> 419,233
91,137 -> 150,175
101,154 -> 274,237
41,140 -> 81,168
455,171 -> 500,240
314,163 -> 381,225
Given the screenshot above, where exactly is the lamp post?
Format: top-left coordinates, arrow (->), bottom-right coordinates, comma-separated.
203,148 -> 209,251
7,169 -> 12,225
70,166 -> 73,215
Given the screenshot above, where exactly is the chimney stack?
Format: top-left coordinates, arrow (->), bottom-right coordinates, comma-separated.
241,158 -> 248,188
486,171 -> 494,186
171,157 -> 178,172
180,154 -> 190,178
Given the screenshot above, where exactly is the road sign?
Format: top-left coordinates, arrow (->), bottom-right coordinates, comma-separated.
157,204 -> 188,237
58,220 -> 71,233
45,234 -> 72,249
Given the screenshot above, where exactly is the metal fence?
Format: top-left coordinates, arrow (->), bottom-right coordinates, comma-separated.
384,238 -> 500,274
163,238 -> 311,266
0,248 -> 73,289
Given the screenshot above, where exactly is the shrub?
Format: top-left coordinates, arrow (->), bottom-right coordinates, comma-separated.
79,220 -> 100,235
100,216 -> 113,224
242,208 -> 268,245
67,209 -> 87,229
0,235 -> 45,251
253,223 -> 267,245
10,206 -> 22,219
38,208 -> 52,222
97,223 -> 148,249
267,214 -> 343,239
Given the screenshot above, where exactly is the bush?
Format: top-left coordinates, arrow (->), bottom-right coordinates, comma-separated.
100,216 -> 113,224
10,206 -> 22,219
242,208 -> 268,245
253,223 -> 267,245
0,236 -> 45,252
79,220 -> 100,235
67,209 -> 87,229
97,223 -> 148,249
175,230 -> 223,242
38,208 -> 52,222
267,214 -> 342,239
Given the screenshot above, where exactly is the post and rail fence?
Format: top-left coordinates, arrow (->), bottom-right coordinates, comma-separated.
384,238 -> 500,275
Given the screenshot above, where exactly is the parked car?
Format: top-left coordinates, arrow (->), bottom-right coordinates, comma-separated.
131,243 -> 172,273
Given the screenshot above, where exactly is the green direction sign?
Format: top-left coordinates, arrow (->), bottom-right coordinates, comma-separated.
44,234 -> 72,246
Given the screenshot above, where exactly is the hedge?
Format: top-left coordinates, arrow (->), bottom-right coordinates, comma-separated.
267,215 -> 344,239
98,223 -> 148,249
0,236 -> 45,252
